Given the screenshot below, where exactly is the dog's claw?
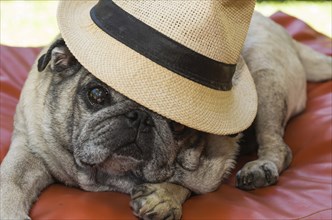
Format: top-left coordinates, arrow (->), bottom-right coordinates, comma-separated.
236,160 -> 279,190
130,184 -> 182,220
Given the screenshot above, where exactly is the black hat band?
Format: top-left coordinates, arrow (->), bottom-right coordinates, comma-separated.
90,0 -> 236,91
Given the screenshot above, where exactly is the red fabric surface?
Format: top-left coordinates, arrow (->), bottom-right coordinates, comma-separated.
0,11 -> 331,219
0,47 -> 40,162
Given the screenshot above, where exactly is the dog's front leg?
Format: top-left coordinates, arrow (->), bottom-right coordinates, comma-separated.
236,69 -> 292,190
130,182 -> 191,220
0,138 -> 53,219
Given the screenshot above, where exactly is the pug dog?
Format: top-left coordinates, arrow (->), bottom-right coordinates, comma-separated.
0,12 -> 331,220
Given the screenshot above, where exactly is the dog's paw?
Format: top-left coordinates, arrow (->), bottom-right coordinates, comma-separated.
130,184 -> 182,220
236,160 -> 279,190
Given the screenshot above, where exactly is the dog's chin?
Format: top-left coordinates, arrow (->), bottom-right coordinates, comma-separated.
75,153 -> 143,172
100,154 -> 143,173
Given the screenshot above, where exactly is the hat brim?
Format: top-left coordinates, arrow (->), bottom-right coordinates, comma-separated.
57,0 -> 257,135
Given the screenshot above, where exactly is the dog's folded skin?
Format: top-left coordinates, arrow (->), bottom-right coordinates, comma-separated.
0,38 -> 240,220
0,12 -> 331,220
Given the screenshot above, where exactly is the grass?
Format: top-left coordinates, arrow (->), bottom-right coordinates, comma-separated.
0,1 -> 331,47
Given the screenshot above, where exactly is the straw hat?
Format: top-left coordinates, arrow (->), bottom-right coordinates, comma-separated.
57,0 -> 257,135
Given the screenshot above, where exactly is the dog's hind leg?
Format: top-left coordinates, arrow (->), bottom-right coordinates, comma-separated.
236,69 -> 292,190
235,12 -> 311,190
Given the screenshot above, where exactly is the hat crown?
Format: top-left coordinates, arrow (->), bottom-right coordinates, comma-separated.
57,0 -> 258,135
113,0 -> 255,64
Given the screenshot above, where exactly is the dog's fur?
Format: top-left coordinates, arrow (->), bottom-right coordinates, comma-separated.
0,12 -> 331,220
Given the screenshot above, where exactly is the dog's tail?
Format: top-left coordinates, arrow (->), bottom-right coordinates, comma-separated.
294,40 -> 332,82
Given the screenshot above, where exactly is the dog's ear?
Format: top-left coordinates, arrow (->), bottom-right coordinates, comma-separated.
37,39 -> 77,72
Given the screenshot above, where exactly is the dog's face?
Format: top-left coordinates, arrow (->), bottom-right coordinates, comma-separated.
37,39 -> 204,183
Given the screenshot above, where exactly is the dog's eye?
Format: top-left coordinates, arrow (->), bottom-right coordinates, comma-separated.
88,86 -> 109,105
170,121 -> 186,134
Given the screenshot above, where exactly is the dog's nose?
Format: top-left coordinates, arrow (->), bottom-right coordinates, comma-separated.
125,110 -> 154,130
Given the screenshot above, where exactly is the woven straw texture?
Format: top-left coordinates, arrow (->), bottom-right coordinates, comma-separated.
114,0 -> 255,64
57,0 -> 257,135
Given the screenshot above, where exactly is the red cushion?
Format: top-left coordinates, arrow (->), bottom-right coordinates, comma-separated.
1,11 -> 331,219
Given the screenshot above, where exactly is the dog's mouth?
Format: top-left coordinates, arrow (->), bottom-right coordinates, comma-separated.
76,141 -> 146,168
75,111 -> 161,170
113,142 -> 144,159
